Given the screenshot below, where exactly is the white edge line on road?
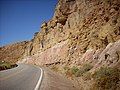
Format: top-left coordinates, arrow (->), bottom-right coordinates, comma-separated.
34,68 -> 43,90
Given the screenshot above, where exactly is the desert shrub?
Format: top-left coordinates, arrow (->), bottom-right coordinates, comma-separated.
71,66 -> 79,75
64,65 -> 93,77
63,66 -> 70,73
92,67 -> 120,90
0,61 -> 17,71
51,66 -> 59,72
75,64 -> 93,77
63,66 -> 73,77
0,62 -> 10,70
83,72 -> 92,80
64,66 -> 69,71
64,66 -> 79,77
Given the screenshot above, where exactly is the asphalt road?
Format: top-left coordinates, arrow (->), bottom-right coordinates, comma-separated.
0,64 -> 43,90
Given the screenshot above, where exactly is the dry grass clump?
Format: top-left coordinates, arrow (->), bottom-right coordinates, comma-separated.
92,67 -> 120,90
64,64 -> 93,77
75,64 -> 93,77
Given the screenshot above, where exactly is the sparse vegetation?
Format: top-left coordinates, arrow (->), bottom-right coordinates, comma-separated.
75,64 -> 93,77
64,64 -> 93,77
71,66 -> 79,75
51,65 -> 59,72
82,72 -> 92,80
92,67 -> 120,90
63,66 -> 79,77
0,61 -> 17,71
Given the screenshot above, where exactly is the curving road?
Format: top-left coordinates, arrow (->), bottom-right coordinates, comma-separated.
0,64 -> 43,90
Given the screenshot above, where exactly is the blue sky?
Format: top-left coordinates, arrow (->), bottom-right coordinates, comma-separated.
0,0 -> 57,46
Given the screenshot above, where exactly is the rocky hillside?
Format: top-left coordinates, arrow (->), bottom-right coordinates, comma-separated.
0,0 -> 120,89
0,41 -> 29,63
1,0 -> 120,65
20,0 -> 120,67
24,0 -> 120,55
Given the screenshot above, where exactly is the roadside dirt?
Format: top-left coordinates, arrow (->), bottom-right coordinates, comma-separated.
40,67 -> 79,90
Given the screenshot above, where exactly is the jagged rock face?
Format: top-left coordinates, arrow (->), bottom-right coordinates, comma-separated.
22,40 -> 69,66
0,41 -> 29,63
1,0 -> 120,67
25,0 -> 120,66
76,40 -> 120,69
1,0 -> 119,89
64,0 -> 120,50
28,0 -> 120,55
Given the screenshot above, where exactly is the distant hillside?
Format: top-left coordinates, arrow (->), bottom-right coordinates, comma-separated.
0,41 -> 29,63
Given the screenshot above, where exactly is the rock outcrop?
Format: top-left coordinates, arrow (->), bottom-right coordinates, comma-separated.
20,0 -> 120,67
1,0 -> 120,68
0,0 -> 120,89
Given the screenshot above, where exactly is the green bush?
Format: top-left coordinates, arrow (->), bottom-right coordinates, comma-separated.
64,66 -> 82,77
71,66 -> 79,75
0,62 -> 11,69
0,61 -> 17,71
75,64 -> 93,77
92,67 -> 120,90
64,64 -> 93,77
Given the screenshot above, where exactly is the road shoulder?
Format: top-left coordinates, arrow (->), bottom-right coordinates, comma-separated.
40,67 -> 79,90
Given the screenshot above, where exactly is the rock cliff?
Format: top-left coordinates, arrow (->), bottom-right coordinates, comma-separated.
21,0 -> 120,67
1,0 -> 120,71
0,0 -> 120,89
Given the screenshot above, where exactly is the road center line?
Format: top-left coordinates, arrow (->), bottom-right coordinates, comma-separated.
34,68 -> 43,90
